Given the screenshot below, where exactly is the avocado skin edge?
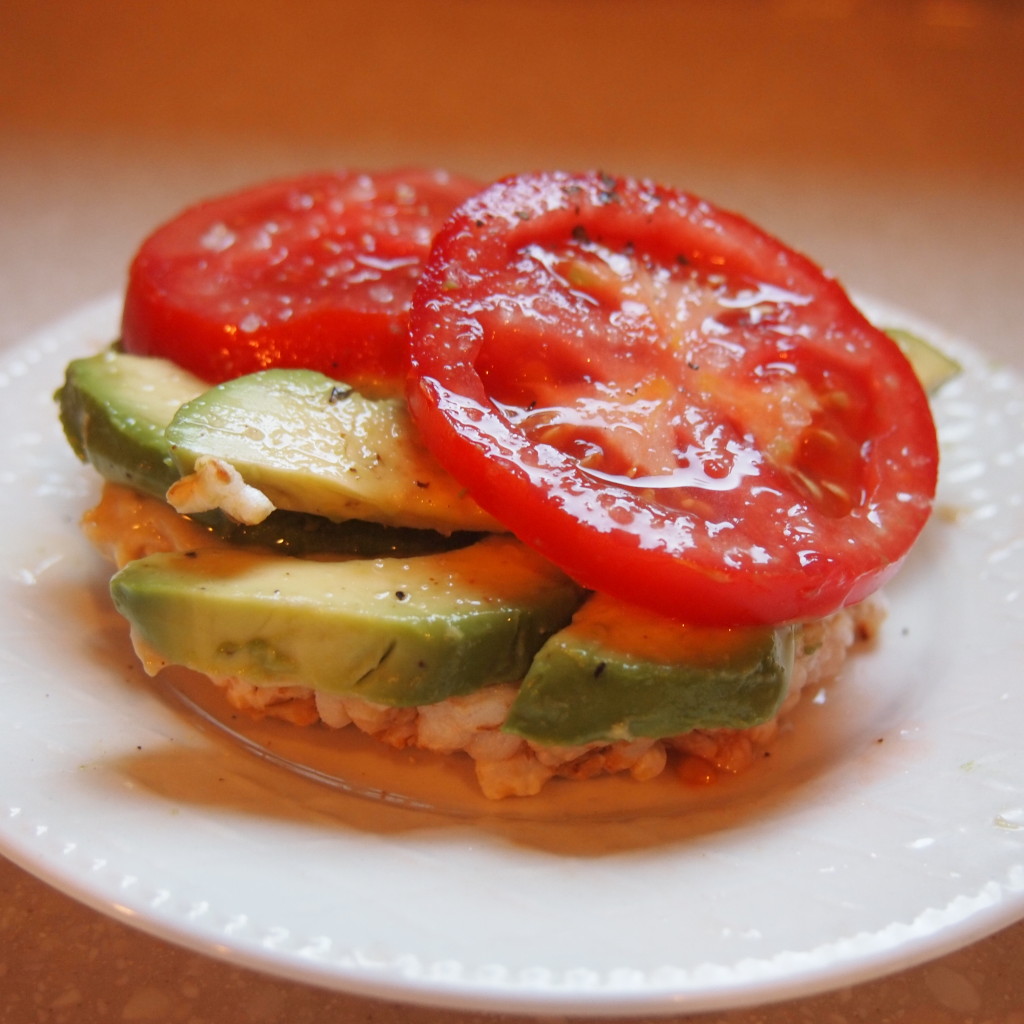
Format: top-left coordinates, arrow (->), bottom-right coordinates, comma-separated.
190,507 -> 484,558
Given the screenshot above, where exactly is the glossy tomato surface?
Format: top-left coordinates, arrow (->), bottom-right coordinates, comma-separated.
407,171 -> 939,626
121,169 -> 480,395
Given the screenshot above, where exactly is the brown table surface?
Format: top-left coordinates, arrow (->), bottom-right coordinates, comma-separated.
2,2 -> 1022,1021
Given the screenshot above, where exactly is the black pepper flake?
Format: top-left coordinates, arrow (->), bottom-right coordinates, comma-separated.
593,661 -> 607,678
328,385 -> 353,403
596,171 -> 621,204
414,480 -> 430,489
571,224 -> 590,244
395,591 -> 409,601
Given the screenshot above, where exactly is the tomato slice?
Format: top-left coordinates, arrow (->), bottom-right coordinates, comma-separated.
407,171 -> 939,626
121,169 -> 481,395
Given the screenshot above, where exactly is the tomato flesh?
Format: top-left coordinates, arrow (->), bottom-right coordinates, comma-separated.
121,169 -> 480,395
407,171 -> 938,626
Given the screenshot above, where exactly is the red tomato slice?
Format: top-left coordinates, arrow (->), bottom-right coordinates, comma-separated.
407,171 -> 939,626
121,169 -> 481,395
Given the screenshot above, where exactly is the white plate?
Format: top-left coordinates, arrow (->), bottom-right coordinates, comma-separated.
0,294 -> 1022,1015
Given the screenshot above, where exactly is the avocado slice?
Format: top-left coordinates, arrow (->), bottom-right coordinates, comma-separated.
57,350 -> 482,557
57,348 -> 207,498
165,368 -> 503,535
504,593 -> 795,746
885,327 -> 961,395
110,535 -> 584,706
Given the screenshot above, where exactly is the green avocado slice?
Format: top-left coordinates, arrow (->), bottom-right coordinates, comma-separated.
56,350 -> 483,557
57,348 -> 207,499
110,535 -> 584,707
504,593 -> 796,746
885,327 -> 961,395
165,368 -> 503,535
